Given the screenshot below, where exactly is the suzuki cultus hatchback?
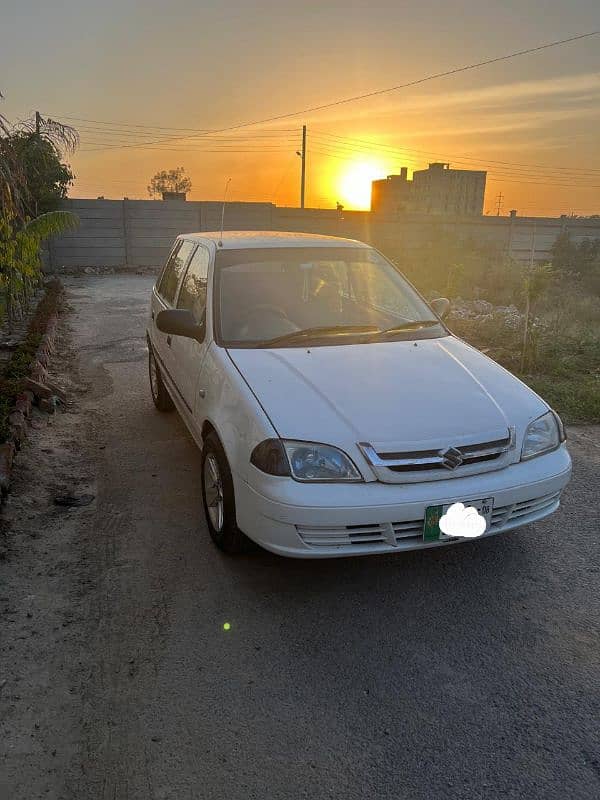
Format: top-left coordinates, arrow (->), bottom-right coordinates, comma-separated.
147,232 -> 571,557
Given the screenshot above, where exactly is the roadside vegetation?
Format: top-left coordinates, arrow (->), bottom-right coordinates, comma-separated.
0,102 -> 78,440
390,229 -> 600,423
0,103 -> 78,331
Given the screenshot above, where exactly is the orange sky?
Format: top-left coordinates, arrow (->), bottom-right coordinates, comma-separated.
2,1 -> 599,216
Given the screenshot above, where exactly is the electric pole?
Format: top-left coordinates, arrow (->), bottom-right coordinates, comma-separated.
495,191 -> 504,216
300,125 -> 306,209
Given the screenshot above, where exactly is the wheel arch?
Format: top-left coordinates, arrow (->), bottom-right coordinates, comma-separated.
201,419 -> 218,443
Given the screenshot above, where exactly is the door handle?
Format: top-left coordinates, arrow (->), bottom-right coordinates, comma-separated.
198,388 -> 206,399
166,335 -> 172,347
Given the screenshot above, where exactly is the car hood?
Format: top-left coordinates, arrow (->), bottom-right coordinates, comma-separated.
228,336 -> 548,453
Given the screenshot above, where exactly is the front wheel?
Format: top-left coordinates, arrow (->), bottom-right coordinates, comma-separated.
148,347 -> 174,412
201,433 -> 255,554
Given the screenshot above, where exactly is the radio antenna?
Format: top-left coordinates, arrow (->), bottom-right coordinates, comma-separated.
218,177 -> 232,247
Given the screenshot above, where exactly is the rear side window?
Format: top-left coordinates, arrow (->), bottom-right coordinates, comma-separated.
157,240 -> 196,305
177,246 -> 210,324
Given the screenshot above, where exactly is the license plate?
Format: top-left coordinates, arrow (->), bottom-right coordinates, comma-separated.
423,497 -> 494,542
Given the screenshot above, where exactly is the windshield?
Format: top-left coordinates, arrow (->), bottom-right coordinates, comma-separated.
215,246 -> 445,347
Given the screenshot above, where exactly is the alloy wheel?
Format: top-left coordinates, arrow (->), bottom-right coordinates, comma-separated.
204,453 -> 224,532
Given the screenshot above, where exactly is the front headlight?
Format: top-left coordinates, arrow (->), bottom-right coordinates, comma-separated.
283,441 -> 363,482
250,438 -> 362,482
521,411 -> 561,461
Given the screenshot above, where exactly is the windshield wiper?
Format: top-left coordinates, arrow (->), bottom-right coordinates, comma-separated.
255,324 -> 381,347
372,319 -> 441,337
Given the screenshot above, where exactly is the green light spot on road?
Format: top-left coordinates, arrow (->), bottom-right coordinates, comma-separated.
223,622 -> 231,631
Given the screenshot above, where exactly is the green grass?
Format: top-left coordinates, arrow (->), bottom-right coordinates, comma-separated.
449,314 -> 600,425
523,373 -> 600,425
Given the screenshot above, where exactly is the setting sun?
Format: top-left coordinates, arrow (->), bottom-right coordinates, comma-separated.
337,160 -> 389,210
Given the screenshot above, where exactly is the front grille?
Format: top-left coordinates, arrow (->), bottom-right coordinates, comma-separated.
359,430 -> 515,476
296,490 -> 561,550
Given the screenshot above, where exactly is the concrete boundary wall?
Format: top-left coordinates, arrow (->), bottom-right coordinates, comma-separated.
46,199 -> 600,269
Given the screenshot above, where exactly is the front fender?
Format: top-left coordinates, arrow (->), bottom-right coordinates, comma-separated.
197,344 -> 278,482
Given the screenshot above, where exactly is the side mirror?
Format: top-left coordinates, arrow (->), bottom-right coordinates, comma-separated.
156,309 -> 204,341
430,297 -> 450,319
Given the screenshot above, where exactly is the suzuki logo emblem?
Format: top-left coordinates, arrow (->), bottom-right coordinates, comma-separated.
441,446 -> 463,470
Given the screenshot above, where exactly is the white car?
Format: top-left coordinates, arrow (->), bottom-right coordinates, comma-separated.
147,231 -> 571,558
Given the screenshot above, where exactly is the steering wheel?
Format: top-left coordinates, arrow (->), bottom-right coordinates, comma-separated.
238,304 -> 289,325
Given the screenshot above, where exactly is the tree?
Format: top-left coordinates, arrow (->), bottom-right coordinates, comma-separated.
0,108 -> 78,219
0,101 -> 79,327
2,132 -> 75,214
147,167 -> 192,198
550,231 -> 572,271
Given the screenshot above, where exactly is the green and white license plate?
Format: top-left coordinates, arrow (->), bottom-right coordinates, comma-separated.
423,497 -> 494,542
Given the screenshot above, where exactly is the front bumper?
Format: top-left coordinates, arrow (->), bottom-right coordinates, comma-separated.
234,445 -> 572,558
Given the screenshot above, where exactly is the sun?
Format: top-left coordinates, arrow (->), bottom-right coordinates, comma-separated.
337,160 -> 388,210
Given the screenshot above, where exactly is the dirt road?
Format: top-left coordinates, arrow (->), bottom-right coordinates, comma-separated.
1,274 -> 599,800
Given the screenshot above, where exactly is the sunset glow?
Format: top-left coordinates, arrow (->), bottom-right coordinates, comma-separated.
336,160 -> 390,210
3,3 -> 597,215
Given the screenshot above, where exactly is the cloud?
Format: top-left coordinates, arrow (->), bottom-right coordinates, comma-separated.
388,72 -> 600,114
439,502 -> 487,539
304,72 -> 600,130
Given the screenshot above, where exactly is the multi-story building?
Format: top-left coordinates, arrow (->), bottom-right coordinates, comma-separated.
370,167 -> 414,215
371,162 -> 486,216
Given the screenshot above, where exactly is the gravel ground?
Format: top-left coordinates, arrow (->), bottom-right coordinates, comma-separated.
0,273 -> 598,800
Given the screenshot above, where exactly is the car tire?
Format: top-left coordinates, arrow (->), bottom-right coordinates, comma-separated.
148,347 -> 174,412
201,432 -> 255,554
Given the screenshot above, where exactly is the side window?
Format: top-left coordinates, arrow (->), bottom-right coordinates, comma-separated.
157,240 -> 196,305
156,240 -> 181,295
177,246 -> 210,325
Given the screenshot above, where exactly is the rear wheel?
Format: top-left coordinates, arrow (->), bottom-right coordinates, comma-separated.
148,347 -> 174,412
201,432 -> 255,554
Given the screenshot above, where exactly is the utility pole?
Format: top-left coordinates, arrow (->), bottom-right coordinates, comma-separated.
35,110 -> 42,135
495,191 -> 504,216
300,125 -> 306,209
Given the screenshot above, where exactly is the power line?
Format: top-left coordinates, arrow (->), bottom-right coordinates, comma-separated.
73,121 -> 600,186
486,175 -> 600,188
308,148 -> 600,188
79,146 -> 296,154
54,31 -> 599,153
313,130 -> 600,174
309,143 -> 600,186
74,128 -> 300,143
54,114 -> 299,134
72,123 -> 300,140
310,133 -> 600,184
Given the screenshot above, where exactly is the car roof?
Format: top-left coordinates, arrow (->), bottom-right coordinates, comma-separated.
177,231 -> 370,249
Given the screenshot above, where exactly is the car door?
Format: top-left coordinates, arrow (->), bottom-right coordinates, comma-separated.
170,243 -> 211,417
151,238 -> 197,383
